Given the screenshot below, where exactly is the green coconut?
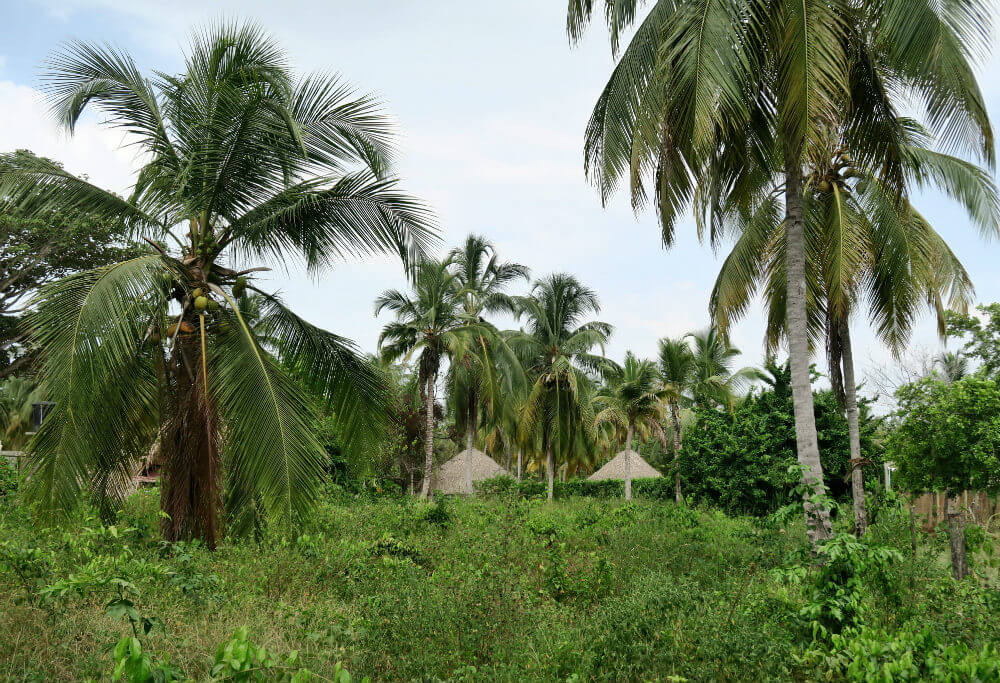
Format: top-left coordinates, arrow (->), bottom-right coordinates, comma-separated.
194,296 -> 209,311
192,287 -> 204,299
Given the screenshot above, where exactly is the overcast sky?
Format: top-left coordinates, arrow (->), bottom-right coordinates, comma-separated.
3,0 -> 1000,403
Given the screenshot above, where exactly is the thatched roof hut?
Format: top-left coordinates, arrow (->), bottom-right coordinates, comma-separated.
588,449 -> 662,481
433,448 -> 509,494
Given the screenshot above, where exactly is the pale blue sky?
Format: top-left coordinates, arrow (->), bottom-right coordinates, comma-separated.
3,0 -> 1000,402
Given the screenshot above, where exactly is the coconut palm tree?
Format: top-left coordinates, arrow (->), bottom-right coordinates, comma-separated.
657,337 -> 696,503
376,259 -> 490,497
686,328 -> 761,410
593,351 -> 666,500
710,123 -> 988,534
0,24 -> 435,545
567,0 -> 993,544
510,274 -> 613,500
445,235 -> 528,492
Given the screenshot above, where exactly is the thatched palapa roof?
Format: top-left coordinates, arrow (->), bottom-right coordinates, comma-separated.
434,448 -> 508,494
588,449 -> 662,481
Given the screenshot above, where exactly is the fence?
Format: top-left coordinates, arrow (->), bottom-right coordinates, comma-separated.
909,491 -> 999,532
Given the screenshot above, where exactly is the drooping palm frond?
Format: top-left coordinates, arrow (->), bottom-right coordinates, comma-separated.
23,255 -> 171,516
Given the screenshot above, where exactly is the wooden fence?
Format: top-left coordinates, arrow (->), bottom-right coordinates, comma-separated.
909,491 -> 999,532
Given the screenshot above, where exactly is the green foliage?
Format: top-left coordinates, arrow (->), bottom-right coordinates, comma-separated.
679,388 -> 883,515
946,303 -> 1000,376
777,533 -> 902,639
0,457 -> 18,498
888,375 -> 1000,495
3,489 -> 999,681
803,625 -> 1000,682
475,475 -> 674,500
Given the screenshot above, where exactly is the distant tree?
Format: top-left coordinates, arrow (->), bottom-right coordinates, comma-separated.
0,150 -> 139,376
686,327 -> 761,410
510,274 -> 612,500
446,235 -> 527,491
888,376 -> 1000,579
657,336 -> 696,503
946,304 -> 1000,378
593,351 -> 665,500
376,259 -> 486,497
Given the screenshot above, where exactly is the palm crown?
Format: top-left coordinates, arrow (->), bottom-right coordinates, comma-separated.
1,23 -> 436,545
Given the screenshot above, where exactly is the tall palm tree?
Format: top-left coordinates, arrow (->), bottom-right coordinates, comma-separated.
376,259 -> 486,497
686,328 -> 761,410
711,123 -> 988,534
445,235 -> 528,492
593,351 -> 666,500
567,0 -> 993,544
510,274 -> 613,500
0,24 -> 434,545
657,337 -> 696,503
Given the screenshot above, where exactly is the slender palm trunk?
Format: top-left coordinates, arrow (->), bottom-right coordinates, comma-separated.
946,494 -> 969,579
464,397 -> 476,494
546,448 -> 554,501
840,320 -> 867,535
785,157 -> 832,544
516,450 -> 522,481
670,399 -> 683,504
624,423 -> 634,501
420,371 -> 437,498
161,332 -> 220,548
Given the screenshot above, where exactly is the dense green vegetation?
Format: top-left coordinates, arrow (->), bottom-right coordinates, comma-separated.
3,487 -> 999,682
2,2 -> 1000,679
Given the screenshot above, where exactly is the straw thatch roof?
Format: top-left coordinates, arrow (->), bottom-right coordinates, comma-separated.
433,448 -> 509,494
588,449 -> 662,481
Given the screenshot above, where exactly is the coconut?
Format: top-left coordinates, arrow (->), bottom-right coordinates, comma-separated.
192,287 -> 204,298
194,296 -> 209,311
208,299 -> 220,311
167,321 -> 195,337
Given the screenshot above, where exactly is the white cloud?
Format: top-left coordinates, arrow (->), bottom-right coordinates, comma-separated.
0,80 -> 134,193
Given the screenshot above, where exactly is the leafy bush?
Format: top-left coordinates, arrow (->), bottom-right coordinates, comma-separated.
803,625 -> 1000,682
678,389 -> 883,516
0,457 -> 18,499
475,475 -> 673,500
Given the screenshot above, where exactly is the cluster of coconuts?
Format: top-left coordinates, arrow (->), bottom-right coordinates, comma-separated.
813,153 -> 861,193
148,276 -> 250,344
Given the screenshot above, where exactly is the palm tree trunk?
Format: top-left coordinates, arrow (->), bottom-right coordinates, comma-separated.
946,494 -> 969,579
160,333 -> 220,548
784,156 -> 832,544
516,450 -> 522,481
624,423 -> 634,501
464,398 -> 476,494
420,371 -> 436,498
839,319 -> 867,535
546,448 -> 554,501
670,399 -> 683,504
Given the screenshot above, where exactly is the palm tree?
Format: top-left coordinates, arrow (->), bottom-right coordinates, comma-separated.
711,123 -> 989,535
686,328 -> 761,410
935,351 -> 969,384
0,24 -> 434,546
376,259 -> 486,497
510,274 -> 613,500
567,0 -> 993,544
657,337 -> 696,503
445,235 -> 528,492
593,351 -> 666,500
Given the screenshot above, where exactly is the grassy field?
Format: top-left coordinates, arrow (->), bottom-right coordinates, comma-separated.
1,489 -> 998,682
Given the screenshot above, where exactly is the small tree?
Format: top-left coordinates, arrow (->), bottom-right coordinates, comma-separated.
888,376 -> 1000,579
